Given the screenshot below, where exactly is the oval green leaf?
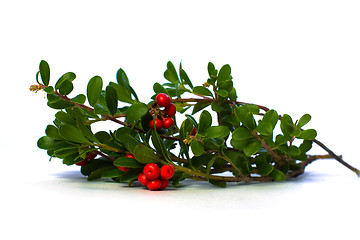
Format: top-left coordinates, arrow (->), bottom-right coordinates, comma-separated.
87,76 -> 103,107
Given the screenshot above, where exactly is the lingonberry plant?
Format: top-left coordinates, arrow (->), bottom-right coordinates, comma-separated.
31,60 -> 359,190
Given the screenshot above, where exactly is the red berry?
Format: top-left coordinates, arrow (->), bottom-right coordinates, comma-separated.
125,153 -> 135,159
160,164 -> 175,180
156,93 -> 171,107
76,152 -> 97,166
147,179 -> 162,191
149,119 -> 163,131
75,159 -> 88,166
138,173 -> 148,186
165,103 -> 176,117
162,117 -> 174,129
159,179 -> 169,190
117,166 -> 130,172
143,163 -> 160,180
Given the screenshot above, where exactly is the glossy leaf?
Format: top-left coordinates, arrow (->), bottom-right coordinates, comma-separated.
109,82 -> 133,104
71,94 -> 86,104
39,60 -> 50,86
45,125 -> 64,140
113,157 -> 144,168
208,179 -> 227,188
192,102 -> 211,115
153,82 -> 170,95
126,102 -> 149,124
297,114 -> 311,128
298,129 -> 317,140
105,85 -> 118,116
234,105 -> 259,130
232,126 -> 253,140
198,110 -> 212,134
261,109 -> 279,129
191,140 -> 204,156
254,121 -> 273,136
37,136 -> 70,150
164,61 -> 179,84
59,124 -> 91,143
192,86 -> 213,97
269,169 -> 286,181
87,76 -> 103,107
280,114 -> 295,136
55,72 -> 76,90
179,68 -> 193,89
255,155 -> 273,176
116,68 -> 139,101
204,126 -> 230,139
76,117 -> 98,143
217,64 -> 231,84
132,144 -> 160,164
207,62 -> 216,77
243,140 -> 261,157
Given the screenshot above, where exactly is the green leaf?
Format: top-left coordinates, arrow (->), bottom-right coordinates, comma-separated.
206,157 -> 216,180
275,134 -> 290,146
59,124 -> 91,143
101,168 -> 123,178
224,150 -> 252,176
153,82 -> 170,95
297,114 -> 311,128
113,157 -> 144,168
185,114 -> 198,129
254,121 -> 273,136
234,105 -> 259,130
58,80 -> 73,95
87,76 -> 103,107
55,72 -> 76,90
87,166 -> 116,181
298,129 -> 317,140
198,110 -> 212,134
37,136 -> 70,150
39,60 -> 50,86
207,62 -> 216,77
216,89 -> 228,97
132,144 -> 160,164
243,140 -> 261,157
109,82 -> 133,104
217,64 -> 231,84
126,102 -> 149,124
116,68 -> 139,101
55,111 -> 76,125
113,168 -> 142,182
45,125 -> 64,140
269,169 -> 286,181
94,131 -> 111,143
261,109 -> 279,130
115,127 -> 140,151
192,102 -> 211,115
44,86 -> 54,93
164,61 -> 179,84
289,145 -> 301,156
190,140 -> 204,156
105,85 -> 118,116
71,94 -> 86,104
192,86 -> 213,97
255,154 -> 274,176
179,68 -> 193,89
208,179 -> 227,188
204,126 -> 230,139
232,126 -> 253,140
47,97 -> 74,109
76,117 -> 98,143
280,114 -> 295,136
151,129 -> 171,162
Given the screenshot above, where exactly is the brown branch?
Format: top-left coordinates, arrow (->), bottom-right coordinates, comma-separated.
313,138 -> 359,176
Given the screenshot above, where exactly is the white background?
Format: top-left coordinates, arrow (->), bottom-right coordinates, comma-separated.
1,0 -> 359,239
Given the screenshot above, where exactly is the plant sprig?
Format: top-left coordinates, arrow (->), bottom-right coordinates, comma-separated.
31,60 -> 359,190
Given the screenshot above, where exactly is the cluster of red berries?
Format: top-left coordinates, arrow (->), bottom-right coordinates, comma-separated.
138,163 -> 175,191
75,152 -> 97,166
149,93 -> 176,131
